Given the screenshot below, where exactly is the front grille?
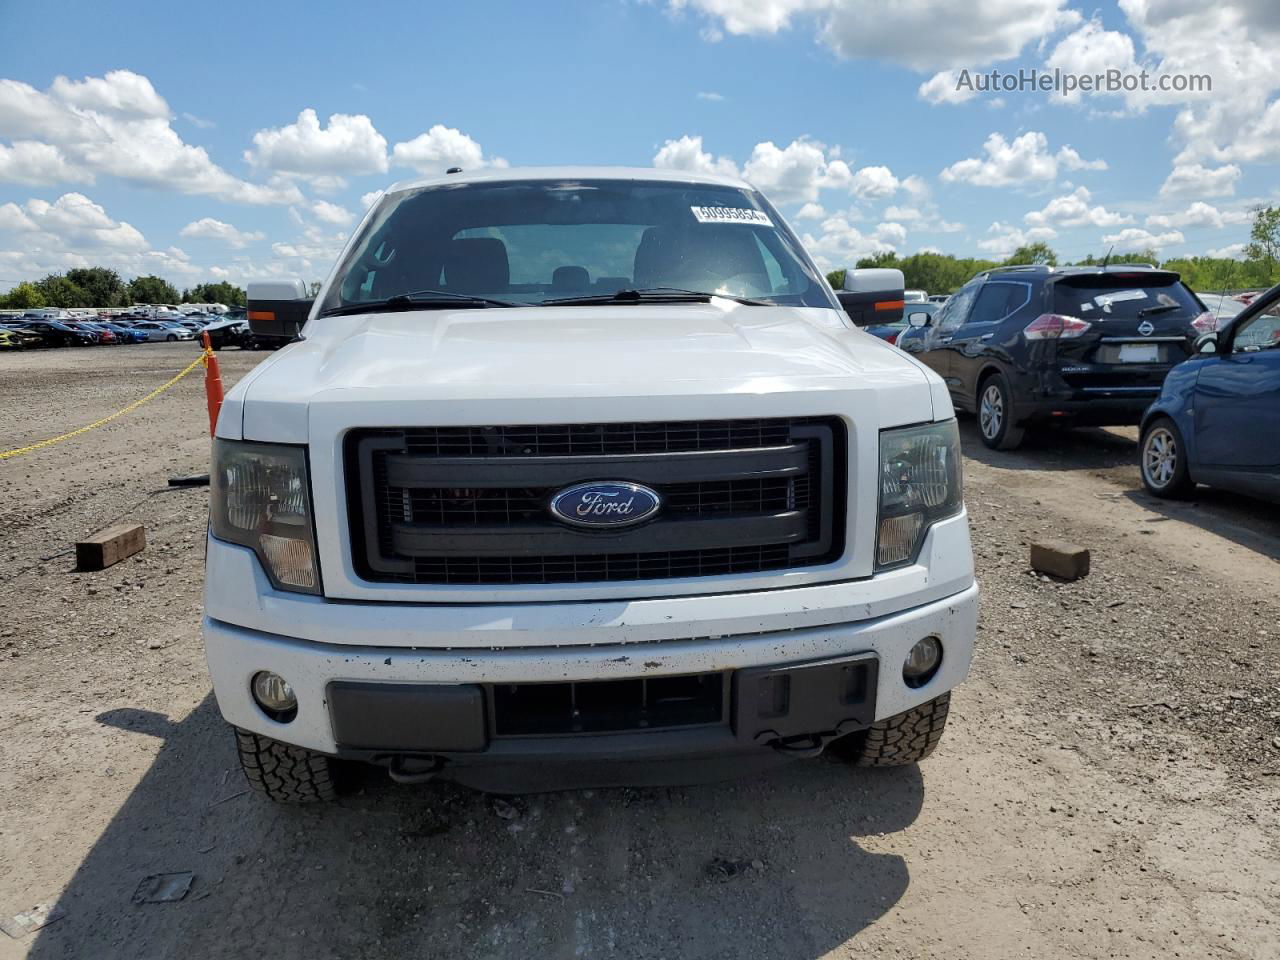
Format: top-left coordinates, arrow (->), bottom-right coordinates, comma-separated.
346,417 -> 845,585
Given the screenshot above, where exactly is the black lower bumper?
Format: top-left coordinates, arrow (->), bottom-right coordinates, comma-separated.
1016,393 -> 1156,427
326,653 -> 879,774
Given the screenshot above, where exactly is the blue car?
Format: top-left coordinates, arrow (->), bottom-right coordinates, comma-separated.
1140,282 -> 1280,502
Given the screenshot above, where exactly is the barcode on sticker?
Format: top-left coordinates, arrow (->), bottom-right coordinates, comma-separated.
690,206 -> 772,226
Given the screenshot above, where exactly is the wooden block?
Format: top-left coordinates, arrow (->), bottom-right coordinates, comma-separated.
1030,540 -> 1090,580
76,523 -> 146,571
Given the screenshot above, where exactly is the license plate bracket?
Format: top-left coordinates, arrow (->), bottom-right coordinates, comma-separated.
1119,343 -> 1159,363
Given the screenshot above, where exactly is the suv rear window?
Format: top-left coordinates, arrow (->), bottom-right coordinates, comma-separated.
1053,274 -> 1200,320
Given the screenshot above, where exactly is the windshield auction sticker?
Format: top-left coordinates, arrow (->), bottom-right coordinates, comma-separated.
690,206 -> 773,226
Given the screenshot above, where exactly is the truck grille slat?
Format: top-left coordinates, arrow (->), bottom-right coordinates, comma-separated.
346,418 -> 845,585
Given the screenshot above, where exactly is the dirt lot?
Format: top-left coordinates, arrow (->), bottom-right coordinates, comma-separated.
1,342 -> 1277,960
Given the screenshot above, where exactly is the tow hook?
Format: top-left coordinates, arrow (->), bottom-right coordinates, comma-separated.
765,733 -> 830,758
387,755 -> 444,784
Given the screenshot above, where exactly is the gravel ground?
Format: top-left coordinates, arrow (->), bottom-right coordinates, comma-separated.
0,342 -> 1277,960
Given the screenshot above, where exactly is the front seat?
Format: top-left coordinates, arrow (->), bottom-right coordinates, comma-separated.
442,237 -> 510,291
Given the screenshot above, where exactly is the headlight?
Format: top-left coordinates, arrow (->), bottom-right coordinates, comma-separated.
876,420 -> 962,570
210,439 -> 321,594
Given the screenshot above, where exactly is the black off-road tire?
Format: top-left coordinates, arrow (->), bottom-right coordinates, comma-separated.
829,692 -> 951,766
235,728 -> 340,803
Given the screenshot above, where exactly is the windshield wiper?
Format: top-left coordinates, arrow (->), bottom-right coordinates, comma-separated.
541,287 -> 770,307
1137,304 -> 1182,318
319,289 -> 519,317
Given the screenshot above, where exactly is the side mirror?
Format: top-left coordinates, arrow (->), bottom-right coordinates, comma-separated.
246,279 -> 313,340
836,267 -> 906,327
907,311 -> 931,328
1194,332 -> 1218,355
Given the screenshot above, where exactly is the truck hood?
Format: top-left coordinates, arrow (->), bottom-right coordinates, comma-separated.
226,302 -> 943,442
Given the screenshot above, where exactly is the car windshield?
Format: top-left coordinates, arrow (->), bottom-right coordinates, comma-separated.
320,178 -> 835,313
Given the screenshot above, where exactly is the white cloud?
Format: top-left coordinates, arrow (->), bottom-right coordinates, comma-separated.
49,71 -> 170,118
801,216 -> 896,270
978,220 -> 1058,257
1207,242 -> 1246,259
696,91 -> 725,101
182,112 -> 215,129
795,202 -> 826,219
0,192 -> 218,281
179,217 -> 266,249
391,124 -> 500,175
940,132 -> 1105,187
246,108 -> 388,176
1044,19 -> 1140,105
309,200 -> 355,226
848,165 -> 900,199
873,221 -> 908,246
1024,186 -> 1132,228
0,71 -> 301,205
670,0 -> 1079,71
1100,226 -> 1185,251
0,140 -> 91,186
883,204 -> 964,232
918,71 -> 978,105
1158,162 -> 1241,198
653,134 -> 740,178
359,190 -> 383,210
1145,202 -> 1250,231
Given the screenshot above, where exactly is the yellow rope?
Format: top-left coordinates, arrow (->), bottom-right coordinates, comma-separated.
0,348 -> 213,461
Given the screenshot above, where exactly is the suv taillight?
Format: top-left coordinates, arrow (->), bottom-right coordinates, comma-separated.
1190,311 -> 1217,334
1023,313 -> 1092,340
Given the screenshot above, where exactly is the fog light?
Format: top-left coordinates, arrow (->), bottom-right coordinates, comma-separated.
251,670 -> 298,722
902,637 -> 942,689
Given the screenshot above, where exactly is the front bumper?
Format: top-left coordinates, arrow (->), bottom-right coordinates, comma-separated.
203,579 -> 978,761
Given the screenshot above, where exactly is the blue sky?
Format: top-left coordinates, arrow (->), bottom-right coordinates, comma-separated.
2,0 -> 1276,289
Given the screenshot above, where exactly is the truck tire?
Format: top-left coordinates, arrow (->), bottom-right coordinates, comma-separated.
828,692 -> 951,766
234,728 -> 340,803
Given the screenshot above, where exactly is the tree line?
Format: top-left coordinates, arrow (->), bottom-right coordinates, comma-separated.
0,268 -> 246,310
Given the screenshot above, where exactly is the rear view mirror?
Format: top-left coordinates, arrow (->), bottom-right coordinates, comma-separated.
246,279 -> 313,340
907,311 -> 931,328
837,268 -> 906,327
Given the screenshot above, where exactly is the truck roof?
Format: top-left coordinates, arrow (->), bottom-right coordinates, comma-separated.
384,165 -> 754,196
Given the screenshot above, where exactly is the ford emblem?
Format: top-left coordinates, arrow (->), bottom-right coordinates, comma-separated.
549,481 -> 662,529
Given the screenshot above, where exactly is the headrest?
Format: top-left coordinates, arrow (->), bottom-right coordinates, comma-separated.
443,237 -> 509,290
551,266 -> 590,291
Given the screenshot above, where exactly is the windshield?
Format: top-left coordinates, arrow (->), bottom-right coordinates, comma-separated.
320,178 -> 836,313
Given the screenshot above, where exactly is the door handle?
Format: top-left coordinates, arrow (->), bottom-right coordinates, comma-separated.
937,336 -> 953,343
980,333 -> 994,341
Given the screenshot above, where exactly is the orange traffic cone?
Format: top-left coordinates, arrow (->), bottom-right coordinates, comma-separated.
202,332 -> 224,437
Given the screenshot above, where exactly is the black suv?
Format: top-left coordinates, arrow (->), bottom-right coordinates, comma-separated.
907,264 -> 1212,449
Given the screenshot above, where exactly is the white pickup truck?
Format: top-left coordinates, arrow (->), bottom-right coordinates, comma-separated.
203,167 -> 978,802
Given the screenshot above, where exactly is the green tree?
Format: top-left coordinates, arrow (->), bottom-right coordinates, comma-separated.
825,268 -> 845,289
1004,242 -> 1058,266
128,275 -> 180,305
854,251 -> 901,269
1244,205 -> 1280,282
65,267 -> 128,307
34,273 -> 91,308
0,281 -> 47,309
182,281 -> 246,306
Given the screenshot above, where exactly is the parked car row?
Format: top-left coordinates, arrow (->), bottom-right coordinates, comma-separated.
0,308 -> 255,350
